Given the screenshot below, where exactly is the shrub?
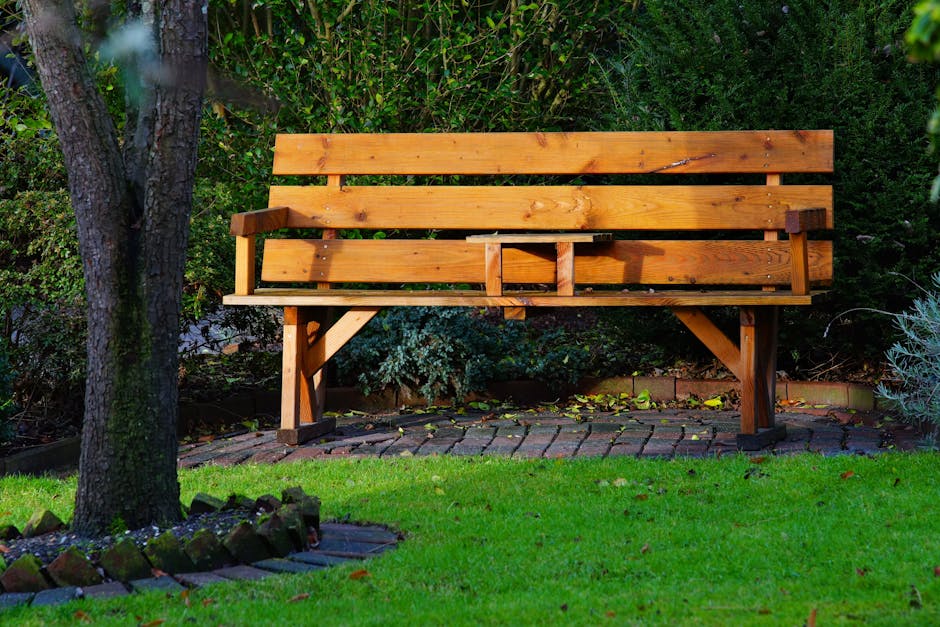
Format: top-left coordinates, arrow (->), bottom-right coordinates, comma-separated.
0,341 -> 16,445
876,272 -> 940,435
611,0 -> 940,367
0,191 -> 86,420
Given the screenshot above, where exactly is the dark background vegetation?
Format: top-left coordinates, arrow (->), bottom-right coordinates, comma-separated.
2,0 -> 939,433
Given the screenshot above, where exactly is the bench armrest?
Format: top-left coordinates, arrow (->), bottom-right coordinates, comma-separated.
230,207 -> 289,295
785,207 -> 828,295
230,206 -> 290,236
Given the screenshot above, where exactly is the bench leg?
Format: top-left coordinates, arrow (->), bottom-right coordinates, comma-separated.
279,306 -> 336,445
737,306 -> 786,450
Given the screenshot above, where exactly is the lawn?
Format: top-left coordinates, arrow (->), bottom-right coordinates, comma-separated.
1,453 -> 938,625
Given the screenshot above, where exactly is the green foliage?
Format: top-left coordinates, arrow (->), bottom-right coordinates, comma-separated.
0,191 -> 86,417
336,308 -> 596,400
0,341 -> 16,444
613,0 -> 940,365
876,272 -> 940,435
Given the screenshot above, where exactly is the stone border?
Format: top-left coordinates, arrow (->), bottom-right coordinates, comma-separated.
1,486 -> 402,610
0,522 -> 399,610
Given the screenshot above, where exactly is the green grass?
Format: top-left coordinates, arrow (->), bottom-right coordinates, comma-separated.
2,453 -> 939,625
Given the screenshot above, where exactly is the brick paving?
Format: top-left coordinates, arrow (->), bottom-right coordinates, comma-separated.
175,408 -> 922,470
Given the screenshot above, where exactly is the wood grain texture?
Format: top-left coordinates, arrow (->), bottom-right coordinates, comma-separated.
485,242 -> 503,296
671,307 -> 742,380
785,207 -> 829,233
234,236 -> 255,296
223,288 -> 828,307
230,206 -> 288,236
467,233 -> 613,243
789,232 -> 810,295
556,241 -> 575,296
272,131 -> 834,175
259,239 -> 833,286
268,185 -> 833,231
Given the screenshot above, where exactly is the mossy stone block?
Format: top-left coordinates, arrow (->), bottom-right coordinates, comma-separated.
281,487 -> 320,531
189,493 -> 226,515
223,521 -> 271,564
254,494 -> 282,513
22,509 -> 65,538
144,530 -> 196,575
257,513 -> 294,557
185,528 -> 232,571
278,503 -> 309,551
224,494 -> 256,511
99,538 -> 152,582
0,524 -> 21,541
0,554 -> 51,592
46,545 -> 103,587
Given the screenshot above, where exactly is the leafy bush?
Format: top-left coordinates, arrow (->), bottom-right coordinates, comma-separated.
612,0 -> 940,367
0,191 -> 86,419
876,272 -> 940,434
336,308 -> 596,401
0,341 -> 16,444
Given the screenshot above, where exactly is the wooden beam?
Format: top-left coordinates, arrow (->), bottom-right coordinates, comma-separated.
485,243 -> 503,296
763,173 -> 781,292
736,307 -> 785,449
230,206 -> 289,236
305,307 -> 382,376
225,288 -> 829,308
789,231 -> 810,296
785,207 -> 829,233
234,235 -> 255,296
281,307 -> 314,432
273,131 -> 834,175
270,185 -> 833,231
671,307 -> 742,380
260,239 -> 834,287
556,241 -> 575,296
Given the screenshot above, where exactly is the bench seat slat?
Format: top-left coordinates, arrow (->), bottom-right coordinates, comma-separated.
223,288 -> 828,308
260,239 -> 833,286
273,131 -> 834,175
270,185 -> 833,231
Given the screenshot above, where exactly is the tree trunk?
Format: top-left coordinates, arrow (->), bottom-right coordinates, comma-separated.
22,0 -> 207,535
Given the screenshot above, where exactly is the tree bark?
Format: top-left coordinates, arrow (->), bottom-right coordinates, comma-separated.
22,0 -> 207,535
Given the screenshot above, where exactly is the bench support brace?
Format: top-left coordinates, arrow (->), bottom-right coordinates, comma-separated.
671,306 -> 785,449
279,306 -> 381,444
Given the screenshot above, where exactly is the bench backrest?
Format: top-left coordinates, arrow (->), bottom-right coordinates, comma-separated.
237,131 -> 834,292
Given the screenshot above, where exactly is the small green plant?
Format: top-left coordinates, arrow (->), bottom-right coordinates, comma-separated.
876,272 -> 940,437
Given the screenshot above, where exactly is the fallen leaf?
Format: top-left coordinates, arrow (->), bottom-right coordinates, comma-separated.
703,397 -> 723,408
750,456 -> 768,464
856,567 -> 868,576
634,493 -> 648,501
73,610 -> 92,623
202,598 -> 215,607
934,566 -> 940,577
180,588 -> 191,608
605,611 -> 616,619
807,608 -> 817,627
613,478 -> 628,487
911,585 -> 923,609
641,543 -> 650,554
757,608 -> 771,615
289,593 -> 311,603
349,569 -> 370,580
140,621 -> 166,627
840,470 -> 855,480
0,544 -> 9,554
560,604 -> 568,612
151,568 -> 169,578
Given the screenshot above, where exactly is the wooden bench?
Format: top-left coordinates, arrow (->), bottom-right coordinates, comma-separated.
222,131 -> 834,449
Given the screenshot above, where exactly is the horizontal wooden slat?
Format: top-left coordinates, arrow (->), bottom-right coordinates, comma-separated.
273,131 -> 833,175
224,288 -> 828,308
268,185 -> 833,231
260,239 -> 832,286
466,233 -> 612,244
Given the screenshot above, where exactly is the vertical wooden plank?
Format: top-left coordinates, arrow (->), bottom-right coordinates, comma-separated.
755,307 -> 779,429
234,235 -> 255,295
280,306 -> 305,431
317,175 -> 344,289
485,242 -> 503,295
556,241 -> 575,296
739,308 -> 758,435
789,232 -> 810,295
763,173 -> 781,292
504,307 -> 527,320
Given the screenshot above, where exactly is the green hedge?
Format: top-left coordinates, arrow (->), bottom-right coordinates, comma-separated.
615,0 -> 940,365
